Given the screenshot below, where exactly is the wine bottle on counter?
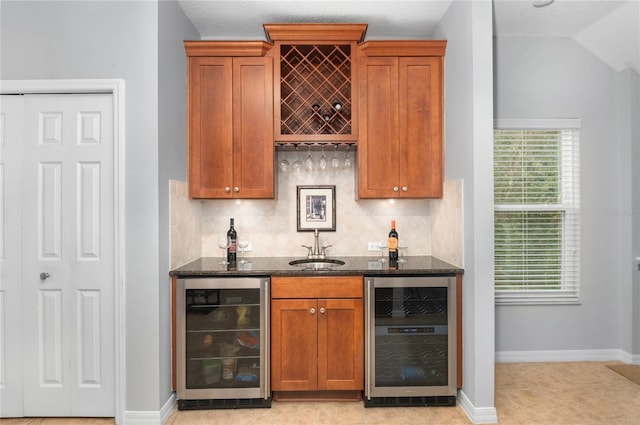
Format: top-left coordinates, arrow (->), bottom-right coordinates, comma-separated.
227,218 -> 237,263
388,220 -> 399,261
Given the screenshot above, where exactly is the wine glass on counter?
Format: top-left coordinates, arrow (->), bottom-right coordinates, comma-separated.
377,240 -> 387,263
398,240 -> 408,263
238,240 -> 250,264
217,237 -> 230,265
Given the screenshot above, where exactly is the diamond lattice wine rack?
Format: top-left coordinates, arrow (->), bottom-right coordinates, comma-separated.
280,44 -> 352,136
264,23 -> 367,143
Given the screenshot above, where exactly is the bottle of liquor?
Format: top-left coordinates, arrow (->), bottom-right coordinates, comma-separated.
227,218 -> 237,263
388,220 -> 398,261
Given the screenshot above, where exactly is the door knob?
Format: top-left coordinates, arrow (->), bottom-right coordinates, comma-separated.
393,187 -> 399,192
310,308 -> 316,314
319,307 -> 326,314
234,187 -> 239,193
402,186 -> 408,192
40,272 -> 50,281
224,187 -> 231,193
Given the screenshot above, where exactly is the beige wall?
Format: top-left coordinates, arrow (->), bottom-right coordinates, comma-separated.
170,153 -> 462,268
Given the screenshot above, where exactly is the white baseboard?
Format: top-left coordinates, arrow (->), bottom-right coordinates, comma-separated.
457,390 -> 498,424
495,348 -> 639,364
121,410 -> 161,425
121,392 -> 176,425
160,393 -> 176,424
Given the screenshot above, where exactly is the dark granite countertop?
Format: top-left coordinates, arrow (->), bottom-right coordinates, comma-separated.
170,256 -> 463,277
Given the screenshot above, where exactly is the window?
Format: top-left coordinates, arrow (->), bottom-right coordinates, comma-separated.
493,119 -> 580,304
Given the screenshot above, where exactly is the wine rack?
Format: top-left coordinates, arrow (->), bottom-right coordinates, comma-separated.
279,44 -> 353,136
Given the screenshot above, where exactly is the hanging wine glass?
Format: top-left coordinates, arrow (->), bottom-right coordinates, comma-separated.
291,144 -> 303,174
343,144 -> 353,169
319,145 -> 327,171
331,144 -> 341,169
304,144 -> 314,172
278,145 -> 290,173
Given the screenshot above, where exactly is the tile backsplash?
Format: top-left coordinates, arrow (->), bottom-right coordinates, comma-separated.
170,156 -> 463,268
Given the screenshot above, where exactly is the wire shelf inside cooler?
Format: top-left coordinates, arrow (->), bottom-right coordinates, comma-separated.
374,287 -> 448,324
374,334 -> 449,387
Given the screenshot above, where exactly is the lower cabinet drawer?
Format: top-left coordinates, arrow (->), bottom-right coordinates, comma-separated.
271,276 -> 363,299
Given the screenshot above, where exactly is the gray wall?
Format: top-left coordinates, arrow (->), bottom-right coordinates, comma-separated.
435,0 -> 496,415
0,0 -> 163,414
620,68 -> 640,356
494,36 -> 640,358
158,0 -> 199,408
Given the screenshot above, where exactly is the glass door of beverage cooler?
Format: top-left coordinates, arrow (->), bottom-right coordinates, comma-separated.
177,277 -> 270,405
365,276 -> 456,402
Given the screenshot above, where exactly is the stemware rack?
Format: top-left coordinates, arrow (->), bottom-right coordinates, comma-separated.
275,142 -> 356,152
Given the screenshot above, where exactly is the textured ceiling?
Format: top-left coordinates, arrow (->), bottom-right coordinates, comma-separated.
178,1 -> 453,40
492,0 -> 626,37
178,0 -> 639,73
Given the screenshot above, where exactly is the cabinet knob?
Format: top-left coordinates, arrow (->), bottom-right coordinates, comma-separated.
224,187 -> 231,193
310,308 -> 316,314
319,307 -> 326,314
402,186 -> 408,192
393,187 -> 399,192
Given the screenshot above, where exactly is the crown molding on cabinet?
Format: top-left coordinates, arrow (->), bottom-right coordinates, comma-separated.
358,40 -> 447,57
184,41 -> 273,57
263,23 -> 368,43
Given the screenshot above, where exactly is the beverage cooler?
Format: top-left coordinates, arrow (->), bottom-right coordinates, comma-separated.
364,276 -> 456,407
176,277 -> 271,409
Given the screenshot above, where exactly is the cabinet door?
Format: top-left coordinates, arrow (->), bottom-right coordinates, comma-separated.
187,57 -> 233,198
232,57 -> 274,198
357,56 -> 400,198
317,298 -> 364,390
358,55 -> 444,199
271,299 -> 318,391
398,57 -> 443,198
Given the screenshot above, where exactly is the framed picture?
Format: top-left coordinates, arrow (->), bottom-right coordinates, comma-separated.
296,185 -> 336,232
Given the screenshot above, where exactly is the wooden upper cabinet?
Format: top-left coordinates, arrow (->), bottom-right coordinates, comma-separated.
264,24 -> 367,144
185,42 -> 275,199
357,41 -> 446,199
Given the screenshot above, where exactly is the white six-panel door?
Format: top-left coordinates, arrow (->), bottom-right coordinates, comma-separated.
0,93 -> 115,417
0,95 -> 25,418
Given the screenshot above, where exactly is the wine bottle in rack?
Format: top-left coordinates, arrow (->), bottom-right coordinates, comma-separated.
388,220 -> 399,261
227,218 -> 237,263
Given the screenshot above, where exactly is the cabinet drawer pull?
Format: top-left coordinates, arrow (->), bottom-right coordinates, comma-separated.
402,186 -> 408,192
319,307 -> 326,314
393,186 -> 399,192
310,308 -> 316,314
234,187 -> 240,193
224,187 -> 231,193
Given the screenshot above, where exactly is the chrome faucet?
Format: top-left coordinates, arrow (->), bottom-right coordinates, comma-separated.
302,229 -> 332,259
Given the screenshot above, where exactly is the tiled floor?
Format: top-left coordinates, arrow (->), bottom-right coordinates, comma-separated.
2,362 -> 639,424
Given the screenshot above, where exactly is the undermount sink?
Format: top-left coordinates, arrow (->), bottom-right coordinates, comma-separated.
288,258 -> 346,270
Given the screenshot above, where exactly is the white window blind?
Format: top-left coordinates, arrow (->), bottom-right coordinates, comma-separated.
494,119 -> 580,305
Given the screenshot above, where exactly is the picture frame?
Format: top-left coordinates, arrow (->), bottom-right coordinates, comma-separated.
296,185 -> 336,232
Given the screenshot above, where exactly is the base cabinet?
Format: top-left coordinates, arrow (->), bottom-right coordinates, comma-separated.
270,276 -> 364,392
